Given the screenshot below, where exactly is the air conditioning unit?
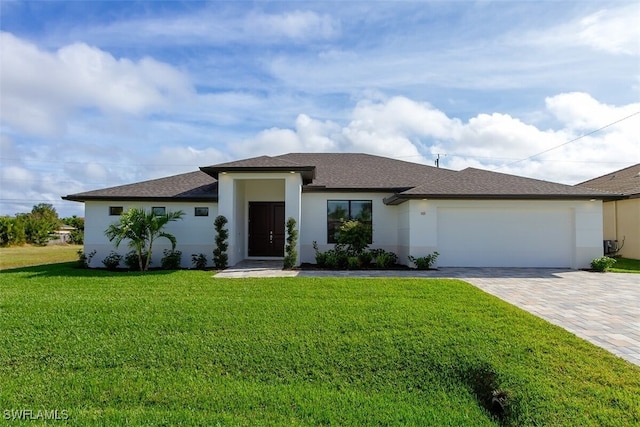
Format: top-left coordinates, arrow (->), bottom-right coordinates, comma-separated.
603,240 -> 618,255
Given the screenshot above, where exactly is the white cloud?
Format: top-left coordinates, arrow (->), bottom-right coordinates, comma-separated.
74,8 -> 339,46
0,32 -> 193,136
1,165 -> 35,191
520,4 -> 640,56
577,7 -> 640,55
150,146 -> 229,178
245,10 -> 339,41
233,93 -> 639,185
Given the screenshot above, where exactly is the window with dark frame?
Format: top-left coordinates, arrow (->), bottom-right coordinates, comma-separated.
152,207 -> 166,215
194,207 -> 209,217
109,206 -> 123,216
327,200 -> 372,243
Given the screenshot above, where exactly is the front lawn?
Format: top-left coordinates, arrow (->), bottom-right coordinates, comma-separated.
1,264 -> 638,426
610,257 -> 640,274
0,244 -> 82,270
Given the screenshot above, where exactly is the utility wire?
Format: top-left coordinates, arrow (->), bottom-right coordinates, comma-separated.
493,111 -> 640,171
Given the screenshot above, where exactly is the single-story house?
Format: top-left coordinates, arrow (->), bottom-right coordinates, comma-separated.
578,163 -> 640,260
63,153 -> 617,269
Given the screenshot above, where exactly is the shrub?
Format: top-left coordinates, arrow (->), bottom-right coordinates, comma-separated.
77,249 -> 96,268
324,248 -> 349,269
338,220 -> 371,255
591,256 -> 616,272
347,256 -> 361,269
191,253 -> 208,270
124,251 -> 150,270
408,251 -> 440,270
358,251 -> 373,267
161,249 -> 182,270
102,251 -> 122,270
283,217 -> 298,269
213,215 -> 229,269
371,248 -> 398,269
312,241 -> 329,267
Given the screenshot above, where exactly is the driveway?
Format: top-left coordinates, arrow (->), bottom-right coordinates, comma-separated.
216,262 -> 640,366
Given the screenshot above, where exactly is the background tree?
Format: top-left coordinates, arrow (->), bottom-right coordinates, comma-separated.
0,216 -> 22,246
104,208 -> 184,271
23,203 -> 61,246
62,215 -> 85,244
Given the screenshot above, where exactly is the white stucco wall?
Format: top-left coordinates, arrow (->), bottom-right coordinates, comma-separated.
83,193 -> 603,269
402,199 -> 603,269
217,172 -> 301,266
300,197 -> 602,268
299,192 -> 398,263
84,201 -> 217,268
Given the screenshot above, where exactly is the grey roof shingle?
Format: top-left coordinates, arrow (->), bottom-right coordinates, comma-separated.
63,171 -> 217,202
397,167 -> 614,197
275,153 -> 457,189
577,163 -> 640,197
63,153 -> 618,203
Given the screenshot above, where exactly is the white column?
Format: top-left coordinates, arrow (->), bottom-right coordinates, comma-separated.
285,173 -> 303,266
217,174 -> 240,266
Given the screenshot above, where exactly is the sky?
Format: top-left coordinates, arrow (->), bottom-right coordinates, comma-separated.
1,0 -> 639,218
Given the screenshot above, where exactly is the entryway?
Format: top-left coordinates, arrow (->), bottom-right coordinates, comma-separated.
248,202 -> 285,257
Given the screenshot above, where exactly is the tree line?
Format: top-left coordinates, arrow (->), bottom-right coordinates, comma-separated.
0,203 -> 84,246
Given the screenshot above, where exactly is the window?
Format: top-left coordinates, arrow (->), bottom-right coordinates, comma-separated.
194,207 -> 209,217
109,206 -> 123,216
152,207 -> 166,215
327,200 -> 372,243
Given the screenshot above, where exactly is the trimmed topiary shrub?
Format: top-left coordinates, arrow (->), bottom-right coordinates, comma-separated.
283,217 -> 298,269
213,215 -> 229,269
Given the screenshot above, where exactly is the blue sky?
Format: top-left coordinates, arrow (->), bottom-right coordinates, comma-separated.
1,0 -> 638,217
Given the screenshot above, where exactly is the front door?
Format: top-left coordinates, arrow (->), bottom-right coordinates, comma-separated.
248,202 -> 285,257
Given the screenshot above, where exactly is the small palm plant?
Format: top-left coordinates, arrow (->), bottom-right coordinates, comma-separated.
104,207 -> 184,271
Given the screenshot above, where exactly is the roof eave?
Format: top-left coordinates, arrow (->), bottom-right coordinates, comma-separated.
200,165 -> 315,181
61,195 -> 218,203
384,193 -> 622,205
302,186 -> 410,193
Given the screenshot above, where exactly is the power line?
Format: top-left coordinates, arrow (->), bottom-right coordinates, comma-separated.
493,111 -> 640,171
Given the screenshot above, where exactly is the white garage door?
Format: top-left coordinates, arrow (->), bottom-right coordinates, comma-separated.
436,208 -> 574,267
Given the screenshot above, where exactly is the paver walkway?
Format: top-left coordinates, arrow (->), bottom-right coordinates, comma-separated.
215,261 -> 640,366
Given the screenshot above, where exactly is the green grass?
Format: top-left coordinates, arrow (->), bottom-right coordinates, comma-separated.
1,264 -> 639,426
0,244 -> 82,270
609,257 -> 640,273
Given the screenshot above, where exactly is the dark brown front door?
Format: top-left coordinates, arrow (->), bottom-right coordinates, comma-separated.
248,202 -> 285,257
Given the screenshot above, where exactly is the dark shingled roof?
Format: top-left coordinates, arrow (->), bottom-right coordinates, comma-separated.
384,167 -> 616,203
63,153 -> 618,203
63,171 -> 217,202
577,163 -> 640,197
274,153 -> 457,189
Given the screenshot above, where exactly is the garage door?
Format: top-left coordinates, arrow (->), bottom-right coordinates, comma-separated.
436,208 -> 574,267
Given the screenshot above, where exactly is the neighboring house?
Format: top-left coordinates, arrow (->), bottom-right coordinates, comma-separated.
578,163 -> 640,260
63,153 -> 616,269
49,225 -> 76,244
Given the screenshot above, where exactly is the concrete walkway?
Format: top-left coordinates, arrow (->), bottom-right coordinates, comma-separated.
215,261 -> 640,366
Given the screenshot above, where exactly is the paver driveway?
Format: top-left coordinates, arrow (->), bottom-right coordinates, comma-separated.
216,262 -> 640,366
